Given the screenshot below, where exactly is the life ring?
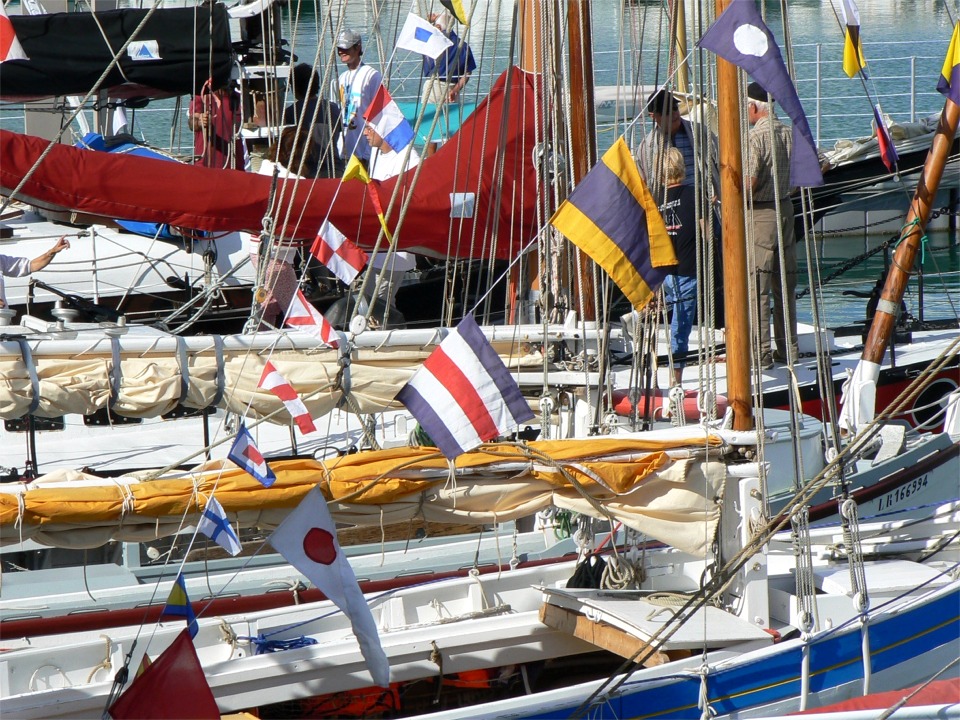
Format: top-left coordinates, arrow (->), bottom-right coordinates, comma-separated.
909,376 -> 959,430
610,388 -> 728,422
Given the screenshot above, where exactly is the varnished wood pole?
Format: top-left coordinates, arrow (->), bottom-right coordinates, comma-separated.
671,0 -> 689,95
715,0 -> 753,430
862,98 -> 960,365
568,0 -> 597,320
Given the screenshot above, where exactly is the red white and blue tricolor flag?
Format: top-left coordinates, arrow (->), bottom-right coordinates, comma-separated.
363,85 -> 415,153
310,220 -> 368,286
284,289 -> 340,349
396,315 -> 534,459
258,360 -> 317,435
872,105 -> 898,173
198,496 -> 242,556
227,422 -> 277,487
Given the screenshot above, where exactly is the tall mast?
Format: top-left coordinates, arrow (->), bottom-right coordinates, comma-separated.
671,0 -> 690,95
567,0 -> 597,321
861,98 -> 960,364
714,0 -> 753,430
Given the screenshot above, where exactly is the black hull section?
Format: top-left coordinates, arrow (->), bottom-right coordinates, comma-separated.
3,5 -> 233,101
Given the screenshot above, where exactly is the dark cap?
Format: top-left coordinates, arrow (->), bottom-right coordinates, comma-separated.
747,81 -> 771,103
647,89 -> 679,116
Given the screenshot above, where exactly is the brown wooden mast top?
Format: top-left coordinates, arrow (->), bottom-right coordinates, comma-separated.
861,97 -> 960,365
714,0 -> 753,431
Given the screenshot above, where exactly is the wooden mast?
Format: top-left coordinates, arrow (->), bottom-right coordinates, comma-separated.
861,98 -> 960,364
714,0 -> 753,431
671,0 -> 690,95
567,0 -> 598,321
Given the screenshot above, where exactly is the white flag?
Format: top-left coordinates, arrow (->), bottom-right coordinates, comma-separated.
270,487 -> 390,687
395,12 -> 452,60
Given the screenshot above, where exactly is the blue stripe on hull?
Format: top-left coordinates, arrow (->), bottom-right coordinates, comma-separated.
519,584 -> 959,719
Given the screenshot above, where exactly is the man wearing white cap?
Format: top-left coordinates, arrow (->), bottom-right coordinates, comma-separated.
335,28 -> 382,163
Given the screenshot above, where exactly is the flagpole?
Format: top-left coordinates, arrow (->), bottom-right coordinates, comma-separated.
714,0 -> 753,431
861,96 -> 959,367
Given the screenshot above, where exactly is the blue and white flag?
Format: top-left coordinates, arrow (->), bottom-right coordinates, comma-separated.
363,85 -> 415,153
198,496 -> 242,556
227,423 -> 277,488
698,0 -> 823,187
396,315 -> 534,459
395,12 -> 453,60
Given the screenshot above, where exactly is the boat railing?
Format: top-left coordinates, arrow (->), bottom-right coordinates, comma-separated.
588,39 -> 947,154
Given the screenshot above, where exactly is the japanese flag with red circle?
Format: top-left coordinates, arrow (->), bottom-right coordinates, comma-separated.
284,289 -> 340,349
0,5 -> 29,63
270,486 -> 389,687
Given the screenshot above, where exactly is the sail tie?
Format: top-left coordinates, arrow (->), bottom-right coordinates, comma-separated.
211,334 -> 226,408
13,337 -> 41,416
175,336 -> 190,405
112,478 -> 135,528
108,335 -> 122,410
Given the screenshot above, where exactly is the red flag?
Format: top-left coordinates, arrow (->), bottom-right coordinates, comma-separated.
108,629 -> 219,719
258,360 -> 317,434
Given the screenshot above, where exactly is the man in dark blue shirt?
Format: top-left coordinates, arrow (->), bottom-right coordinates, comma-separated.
421,11 -> 476,105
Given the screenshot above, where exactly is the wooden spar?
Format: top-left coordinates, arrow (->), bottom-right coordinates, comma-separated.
568,0 -> 597,320
508,0 -> 546,324
517,0 -> 545,73
670,0 -> 690,95
714,0 -> 753,431
861,97 -> 960,365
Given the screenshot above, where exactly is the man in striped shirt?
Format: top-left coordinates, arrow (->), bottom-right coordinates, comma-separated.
746,81 -> 798,370
636,90 -> 698,199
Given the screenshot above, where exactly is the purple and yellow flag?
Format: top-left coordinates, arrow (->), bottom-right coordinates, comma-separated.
550,137 -> 676,311
937,22 -> 960,107
839,0 -> 867,78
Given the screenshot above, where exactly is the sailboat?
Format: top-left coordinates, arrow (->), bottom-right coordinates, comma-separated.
0,1 -> 958,717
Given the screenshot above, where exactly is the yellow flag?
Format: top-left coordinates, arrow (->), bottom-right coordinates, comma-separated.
342,155 -> 370,184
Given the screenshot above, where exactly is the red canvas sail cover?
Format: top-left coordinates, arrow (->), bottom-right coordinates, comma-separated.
0,68 -> 541,260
